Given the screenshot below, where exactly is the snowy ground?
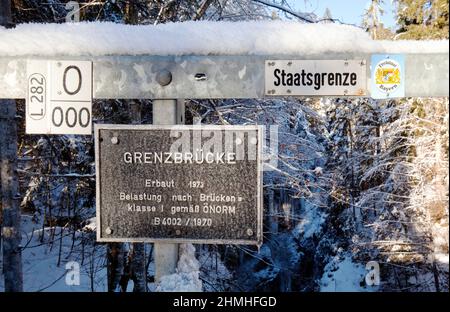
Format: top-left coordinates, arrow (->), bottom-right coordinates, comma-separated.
319,254 -> 379,292
0,215 -> 107,292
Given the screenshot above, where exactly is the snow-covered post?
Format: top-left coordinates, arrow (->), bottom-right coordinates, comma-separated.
152,98 -> 184,283
0,0 -> 23,293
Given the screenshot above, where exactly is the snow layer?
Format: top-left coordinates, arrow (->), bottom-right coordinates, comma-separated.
0,21 -> 448,57
156,244 -> 202,292
319,255 -> 379,292
0,215 -> 107,292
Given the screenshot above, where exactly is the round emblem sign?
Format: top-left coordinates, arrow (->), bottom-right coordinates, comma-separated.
374,58 -> 401,95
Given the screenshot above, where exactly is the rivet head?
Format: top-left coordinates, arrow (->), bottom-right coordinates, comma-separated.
247,229 -> 254,236
176,230 -> 181,235
156,69 -> 172,86
105,227 -> 113,235
111,136 -> 119,144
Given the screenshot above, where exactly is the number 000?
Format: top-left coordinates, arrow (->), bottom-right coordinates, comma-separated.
52,106 -> 90,128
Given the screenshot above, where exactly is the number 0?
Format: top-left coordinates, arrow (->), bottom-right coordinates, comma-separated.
52,107 -> 64,127
79,107 -> 90,128
63,66 -> 82,95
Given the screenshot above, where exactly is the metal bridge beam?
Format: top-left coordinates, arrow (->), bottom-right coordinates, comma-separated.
1,54 -> 448,99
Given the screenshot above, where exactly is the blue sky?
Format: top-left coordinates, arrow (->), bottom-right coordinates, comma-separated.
289,0 -> 397,28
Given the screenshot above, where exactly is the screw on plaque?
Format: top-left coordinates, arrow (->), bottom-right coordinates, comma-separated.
246,229 -> 254,236
286,89 -> 292,94
57,62 -> 62,67
105,227 -> 113,235
111,136 -> 119,144
287,61 -> 292,66
344,61 -> 349,66
176,230 -> 181,235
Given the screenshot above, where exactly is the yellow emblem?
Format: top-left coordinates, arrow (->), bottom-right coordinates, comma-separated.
375,67 -> 400,84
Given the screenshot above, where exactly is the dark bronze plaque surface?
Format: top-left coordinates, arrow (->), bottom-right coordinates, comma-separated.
95,124 -> 263,245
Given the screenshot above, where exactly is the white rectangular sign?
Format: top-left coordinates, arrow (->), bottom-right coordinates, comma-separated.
265,60 -> 367,96
26,60 -> 92,135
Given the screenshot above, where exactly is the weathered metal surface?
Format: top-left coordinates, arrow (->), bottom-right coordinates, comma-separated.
1,54 -> 448,99
95,124 -> 263,245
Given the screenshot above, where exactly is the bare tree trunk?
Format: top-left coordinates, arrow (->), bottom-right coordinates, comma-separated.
130,242 -> 147,292
194,0 -> 214,20
268,188 -> 278,235
125,0 -> 139,25
0,2 -> 22,292
0,100 -> 23,292
0,0 -> 13,28
107,242 -> 126,292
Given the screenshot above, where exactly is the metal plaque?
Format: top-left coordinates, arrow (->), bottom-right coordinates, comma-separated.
265,60 -> 367,96
95,124 -> 263,245
26,60 -> 92,135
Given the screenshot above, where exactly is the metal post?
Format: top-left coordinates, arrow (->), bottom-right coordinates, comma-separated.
129,101 -> 147,292
153,99 -> 184,283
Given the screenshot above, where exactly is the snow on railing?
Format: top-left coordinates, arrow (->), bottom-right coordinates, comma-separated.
0,21 -> 448,57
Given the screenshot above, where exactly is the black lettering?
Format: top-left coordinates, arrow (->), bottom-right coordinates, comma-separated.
314,73 -> 321,90
343,73 -> 350,86
301,70 -> 307,86
350,73 -> 357,85
63,65 -> 82,95
335,73 -> 342,85
322,73 -> 327,87
52,107 -> 63,127
65,107 -> 77,128
306,73 -> 313,86
281,70 -> 287,85
273,69 -> 281,86
328,73 -> 334,86
285,72 -> 293,86
79,107 -> 90,127
293,73 -> 301,85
